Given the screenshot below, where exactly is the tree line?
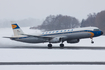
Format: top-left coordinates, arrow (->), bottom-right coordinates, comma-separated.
31,15 -> 80,31
32,10 -> 105,34
81,10 -> 105,34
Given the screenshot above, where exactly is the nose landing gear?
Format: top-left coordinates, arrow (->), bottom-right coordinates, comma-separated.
91,41 -> 94,43
91,38 -> 94,44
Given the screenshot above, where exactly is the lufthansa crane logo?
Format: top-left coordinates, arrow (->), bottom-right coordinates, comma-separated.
12,25 -> 17,29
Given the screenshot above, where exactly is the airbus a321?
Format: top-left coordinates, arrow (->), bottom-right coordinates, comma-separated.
4,22 -> 103,48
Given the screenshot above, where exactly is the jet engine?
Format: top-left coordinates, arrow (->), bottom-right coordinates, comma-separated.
49,37 -> 61,43
67,39 -> 80,43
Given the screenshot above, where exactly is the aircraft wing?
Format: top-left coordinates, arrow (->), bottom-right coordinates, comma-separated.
21,34 -> 53,40
3,34 -> 53,40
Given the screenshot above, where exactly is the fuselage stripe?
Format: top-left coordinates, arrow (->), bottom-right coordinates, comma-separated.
88,32 -> 94,37
41,30 -> 94,37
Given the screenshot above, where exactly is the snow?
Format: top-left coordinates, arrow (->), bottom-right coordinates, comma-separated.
0,27 -> 105,70
0,65 -> 105,70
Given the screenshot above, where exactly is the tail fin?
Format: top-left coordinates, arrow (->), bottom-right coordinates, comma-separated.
11,21 -> 24,36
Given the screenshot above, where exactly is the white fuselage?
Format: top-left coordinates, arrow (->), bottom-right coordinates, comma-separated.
11,27 -> 103,43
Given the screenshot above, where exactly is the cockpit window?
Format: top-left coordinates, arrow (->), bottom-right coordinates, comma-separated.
94,29 -> 100,31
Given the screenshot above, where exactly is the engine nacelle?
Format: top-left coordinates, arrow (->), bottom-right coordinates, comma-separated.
49,37 -> 61,43
67,39 -> 80,43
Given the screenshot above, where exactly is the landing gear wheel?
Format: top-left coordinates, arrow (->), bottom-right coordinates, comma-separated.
90,37 -> 94,44
60,44 -> 64,48
91,41 -> 94,44
48,44 -> 52,48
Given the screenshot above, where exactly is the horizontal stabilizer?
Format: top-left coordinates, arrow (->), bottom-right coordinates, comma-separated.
3,37 -> 13,38
3,37 -> 19,38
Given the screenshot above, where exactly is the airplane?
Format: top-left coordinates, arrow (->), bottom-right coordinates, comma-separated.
4,22 -> 103,48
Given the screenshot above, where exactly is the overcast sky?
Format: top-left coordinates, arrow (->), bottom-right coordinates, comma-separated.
0,0 -> 105,21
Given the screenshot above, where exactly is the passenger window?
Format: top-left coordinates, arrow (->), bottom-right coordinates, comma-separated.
49,32 -> 51,33
71,29 -> 73,31
56,31 -> 58,33
64,30 -> 66,32
52,31 -> 54,33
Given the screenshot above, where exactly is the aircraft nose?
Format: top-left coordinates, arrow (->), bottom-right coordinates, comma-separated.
101,31 -> 103,35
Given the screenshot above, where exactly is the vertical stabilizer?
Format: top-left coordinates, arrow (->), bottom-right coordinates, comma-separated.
11,21 -> 24,36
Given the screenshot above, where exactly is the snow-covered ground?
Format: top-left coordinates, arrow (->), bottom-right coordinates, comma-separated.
0,27 -> 105,70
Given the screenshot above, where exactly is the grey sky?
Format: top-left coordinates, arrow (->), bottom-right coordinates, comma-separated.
0,0 -> 105,21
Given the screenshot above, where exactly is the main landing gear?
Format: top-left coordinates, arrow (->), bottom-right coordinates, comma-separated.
91,38 -> 94,44
60,41 -> 64,48
48,43 -> 52,48
48,42 -> 64,48
60,43 -> 64,48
